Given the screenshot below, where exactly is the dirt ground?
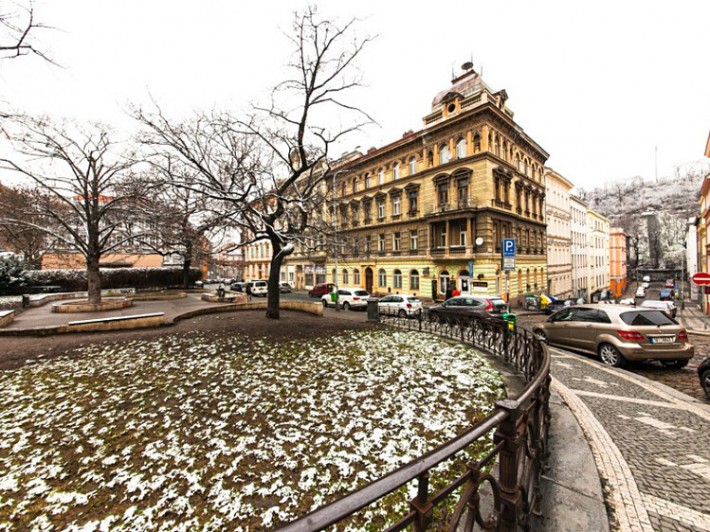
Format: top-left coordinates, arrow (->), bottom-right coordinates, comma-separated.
0,311 -> 378,371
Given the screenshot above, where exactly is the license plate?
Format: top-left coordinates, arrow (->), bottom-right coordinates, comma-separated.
651,337 -> 675,344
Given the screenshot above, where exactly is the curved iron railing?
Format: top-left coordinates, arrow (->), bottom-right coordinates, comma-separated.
279,310 -> 550,531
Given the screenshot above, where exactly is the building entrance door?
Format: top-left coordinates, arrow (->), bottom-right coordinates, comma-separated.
365,267 -> 373,294
460,275 -> 470,294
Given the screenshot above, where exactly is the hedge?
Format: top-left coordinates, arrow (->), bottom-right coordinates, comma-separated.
23,267 -> 202,292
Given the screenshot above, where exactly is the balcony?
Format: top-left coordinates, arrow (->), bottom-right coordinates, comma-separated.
449,245 -> 466,254
430,246 -> 446,255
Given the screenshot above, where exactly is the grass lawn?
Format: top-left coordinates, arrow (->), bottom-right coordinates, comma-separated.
0,328 -> 505,530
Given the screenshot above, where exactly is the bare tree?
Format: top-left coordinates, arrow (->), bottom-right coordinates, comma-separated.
0,117 -> 138,304
135,7 -> 373,319
0,182 -> 53,267
0,2 -> 52,62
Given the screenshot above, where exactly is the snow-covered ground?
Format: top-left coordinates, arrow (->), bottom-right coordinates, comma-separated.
0,329 -> 505,530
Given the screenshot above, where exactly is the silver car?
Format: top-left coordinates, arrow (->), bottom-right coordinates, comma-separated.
378,294 -> 423,317
534,304 -> 693,368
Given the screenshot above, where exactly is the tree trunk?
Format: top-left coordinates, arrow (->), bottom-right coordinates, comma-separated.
266,252 -> 284,319
86,256 -> 102,305
182,256 -> 192,289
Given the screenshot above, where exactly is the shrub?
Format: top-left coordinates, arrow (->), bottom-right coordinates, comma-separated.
0,255 -> 28,293
25,267 -> 202,292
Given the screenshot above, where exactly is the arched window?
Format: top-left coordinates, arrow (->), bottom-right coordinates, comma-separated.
343,269 -> 349,285
352,177 -> 358,193
439,270 -> 450,294
364,173 -> 371,189
473,133 -> 481,153
456,138 -> 466,159
410,269 -> 420,290
409,157 -> 417,175
354,268 -> 360,285
378,168 -> 385,185
393,269 -> 402,289
393,163 -> 400,180
439,145 -> 451,164
379,268 -> 387,287
332,268 -> 337,284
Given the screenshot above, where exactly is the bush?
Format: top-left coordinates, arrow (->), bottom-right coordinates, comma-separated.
0,255 -> 28,293
24,267 -> 202,292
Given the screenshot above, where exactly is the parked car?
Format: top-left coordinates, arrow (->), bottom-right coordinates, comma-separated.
321,288 -> 369,310
641,282 -> 650,289
544,298 -> 577,315
635,286 -> 646,298
642,275 -> 651,283
378,294 -> 423,317
640,299 -> 676,318
619,298 -> 636,305
279,282 -> 292,293
230,281 -> 245,292
427,295 -> 508,324
659,288 -> 674,301
698,357 -> 710,399
246,280 -> 268,297
664,279 -> 675,288
308,283 -> 336,298
533,304 -> 693,368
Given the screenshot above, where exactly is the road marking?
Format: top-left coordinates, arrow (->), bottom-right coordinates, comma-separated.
642,493 -> 710,531
570,390 -> 689,410
571,376 -> 618,388
617,412 -> 696,437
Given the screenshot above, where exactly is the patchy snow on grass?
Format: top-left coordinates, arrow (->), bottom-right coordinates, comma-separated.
0,329 -> 505,530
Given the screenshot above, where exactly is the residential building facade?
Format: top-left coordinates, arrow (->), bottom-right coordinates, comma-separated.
686,217 -> 698,302
570,195 -> 589,301
588,210 -> 611,301
286,66 -> 549,303
543,168 -> 572,298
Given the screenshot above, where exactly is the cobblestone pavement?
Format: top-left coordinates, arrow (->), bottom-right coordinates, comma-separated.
550,348 -> 710,532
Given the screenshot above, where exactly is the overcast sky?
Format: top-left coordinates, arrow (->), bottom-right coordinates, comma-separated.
1,0 -> 708,189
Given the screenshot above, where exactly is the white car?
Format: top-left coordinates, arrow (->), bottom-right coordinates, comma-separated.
321,288 -> 370,310
635,286 -> 646,298
247,280 -> 268,297
642,275 -> 651,283
640,299 -> 677,318
642,282 -> 650,288
378,294 -> 423,317
619,298 -> 635,305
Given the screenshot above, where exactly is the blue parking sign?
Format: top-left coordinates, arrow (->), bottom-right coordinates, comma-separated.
502,238 -> 516,257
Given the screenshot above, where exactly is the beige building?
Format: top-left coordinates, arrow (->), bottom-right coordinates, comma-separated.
286,66 -> 549,302
588,210 -> 611,301
544,168 -> 573,298
570,195 -> 589,301
609,227 -> 628,298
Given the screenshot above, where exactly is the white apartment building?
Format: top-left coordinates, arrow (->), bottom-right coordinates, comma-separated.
544,168 -> 573,298
588,210 -> 611,301
687,216 -> 698,301
570,195 -> 589,301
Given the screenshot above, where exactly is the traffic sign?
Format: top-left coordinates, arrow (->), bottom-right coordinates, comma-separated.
502,238 -> 516,257
502,256 -> 516,271
692,272 -> 710,286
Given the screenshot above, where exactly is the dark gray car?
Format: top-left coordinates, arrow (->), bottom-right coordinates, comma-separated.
427,296 -> 508,324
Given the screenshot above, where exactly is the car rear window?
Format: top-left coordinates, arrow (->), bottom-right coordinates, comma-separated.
620,310 -> 675,326
354,290 -> 369,296
491,299 -> 508,311
406,297 -> 420,303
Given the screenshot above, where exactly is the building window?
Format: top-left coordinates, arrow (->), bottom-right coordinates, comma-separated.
439,228 -> 447,248
439,145 -> 451,164
437,182 -> 448,207
457,178 -> 469,206
365,173 -> 370,189
439,270 -> 450,294
410,269 -> 420,290
379,268 -> 386,287
409,157 -> 416,175
378,168 -> 384,185
393,232 -> 401,251
332,268 -> 336,283
410,230 -> 418,250
408,189 -> 418,213
378,199 -> 385,219
352,178 -> 358,193
473,134 -> 481,152
378,233 -> 385,252
393,269 -> 402,289
393,163 -> 400,180
343,269 -> 349,285
459,224 -> 467,246
354,268 -> 360,285
392,195 -> 401,216
456,138 -> 466,159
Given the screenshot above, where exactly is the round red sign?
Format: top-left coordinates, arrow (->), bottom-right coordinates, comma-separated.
691,272 -> 710,285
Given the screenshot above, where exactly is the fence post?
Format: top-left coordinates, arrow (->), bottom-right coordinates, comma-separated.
410,471 -> 433,531
494,399 -> 524,531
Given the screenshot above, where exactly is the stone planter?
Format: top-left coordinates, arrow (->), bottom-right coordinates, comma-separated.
51,297 -> 134,313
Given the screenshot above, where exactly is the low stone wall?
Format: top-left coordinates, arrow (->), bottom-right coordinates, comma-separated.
65,313 -> 165,333
52,298 -> 134,313
174,300 -> 323,322
131,291 -> 187,302
0,310 -> 15,328
200,293 -> 247,304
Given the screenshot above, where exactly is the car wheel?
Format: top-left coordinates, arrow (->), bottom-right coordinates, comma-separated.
321,299 -> 327,308
534,329 -> 547,342
398,309 -> 406,318
343,302 -> 350,311
661,359 -> 689,369
598,343 -> 626,368
701,369 -> 710,399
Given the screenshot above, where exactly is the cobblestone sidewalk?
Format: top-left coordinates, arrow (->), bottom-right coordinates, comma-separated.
550,348 -> 710,532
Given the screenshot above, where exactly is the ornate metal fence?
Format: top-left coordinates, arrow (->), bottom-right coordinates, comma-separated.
280,311 -> 551,531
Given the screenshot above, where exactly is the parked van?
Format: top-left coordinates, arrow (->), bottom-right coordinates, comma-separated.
246,280 -> 268,297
